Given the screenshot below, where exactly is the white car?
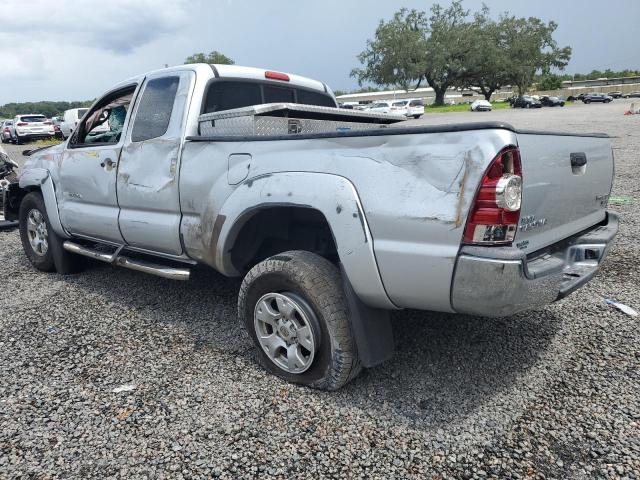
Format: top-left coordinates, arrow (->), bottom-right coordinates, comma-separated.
470,99 -> 492,112
11,114 -> 55,143
367,101 -> 394,114
60,108 -> 89,139
391,99 -> 425,119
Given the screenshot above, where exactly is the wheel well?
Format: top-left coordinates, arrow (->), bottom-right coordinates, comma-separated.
3,184 -> 36,221
229,206 -> 339,273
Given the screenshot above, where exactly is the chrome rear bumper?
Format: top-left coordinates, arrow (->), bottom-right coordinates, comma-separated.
451,211 -> 619,317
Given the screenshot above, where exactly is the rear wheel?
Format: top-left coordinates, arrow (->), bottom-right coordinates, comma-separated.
238,250 -> 361,390
19,192 -> 84,274
413,114 -> 421,119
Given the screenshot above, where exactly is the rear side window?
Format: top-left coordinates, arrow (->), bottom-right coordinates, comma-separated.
202,80 -> 336,113
131,76 -> 179,142
410,100 -> 424,106
77,108 -> 88,118
296,89 -> 335,107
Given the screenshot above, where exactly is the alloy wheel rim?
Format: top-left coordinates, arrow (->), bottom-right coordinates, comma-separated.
26,209 -> 48,256
254,292 -> 317,374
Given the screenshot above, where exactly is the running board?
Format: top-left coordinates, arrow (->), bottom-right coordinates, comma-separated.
63,241 -> 190,281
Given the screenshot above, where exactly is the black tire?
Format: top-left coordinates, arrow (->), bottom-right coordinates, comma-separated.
413,115 -> 421,119
238,250 -> 361,390
19,192 -> 84,274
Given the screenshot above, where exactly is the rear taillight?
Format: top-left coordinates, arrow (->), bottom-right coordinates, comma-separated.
17,122 -> 28,126
463,147 -> 522,245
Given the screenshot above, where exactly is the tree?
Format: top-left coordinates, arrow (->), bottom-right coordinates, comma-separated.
422,1 -> 474,105
352,1 -> 480,105
184,50 -> 234,65
350,8 -> 428,92
500,16 -> 571,95
537,74 -> 563,91
460,7 -> 511,101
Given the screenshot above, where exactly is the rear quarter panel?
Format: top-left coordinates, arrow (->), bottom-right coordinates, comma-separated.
181,127 -> 516,312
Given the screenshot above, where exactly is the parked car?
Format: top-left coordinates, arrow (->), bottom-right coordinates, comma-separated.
512,96 -> 542,108
567,93 -> 587,102
541,96 -> 565,107
607,91 -> 623,99
5,63 -> 618,390
582,93 -> 612,104
60,107 -> 91,139
390,99 -> 425,119
11,114 -> 55,144
1,120 -> 13,143
367,101 -> 394,114
51,118 -> 64,139
623,91 -> 640,98
470,99 -> 492,111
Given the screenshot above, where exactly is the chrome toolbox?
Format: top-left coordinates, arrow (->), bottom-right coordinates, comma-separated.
198,103 -> 405,137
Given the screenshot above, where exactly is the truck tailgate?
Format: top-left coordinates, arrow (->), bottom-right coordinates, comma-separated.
515,132 -> 614,252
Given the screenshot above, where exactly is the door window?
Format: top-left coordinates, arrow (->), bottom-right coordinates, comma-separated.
131,76 -> 180,142
72,86 -> 136,146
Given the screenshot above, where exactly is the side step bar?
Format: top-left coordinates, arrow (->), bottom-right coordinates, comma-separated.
63,241 -> 190,281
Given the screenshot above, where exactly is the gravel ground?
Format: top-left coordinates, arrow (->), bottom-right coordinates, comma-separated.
1,102 -> 639,479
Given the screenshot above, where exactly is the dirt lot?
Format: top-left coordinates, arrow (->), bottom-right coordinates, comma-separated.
1,102 -> 639,479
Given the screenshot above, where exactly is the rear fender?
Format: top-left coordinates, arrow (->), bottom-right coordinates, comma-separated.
19,168 -> 69,238
217,172 -> 396,310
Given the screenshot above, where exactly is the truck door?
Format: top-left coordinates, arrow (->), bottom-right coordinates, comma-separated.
58,84 -> 139,244
116,70 -> 194,255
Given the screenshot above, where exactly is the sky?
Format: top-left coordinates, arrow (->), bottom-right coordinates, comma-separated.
1,0 -> 639,105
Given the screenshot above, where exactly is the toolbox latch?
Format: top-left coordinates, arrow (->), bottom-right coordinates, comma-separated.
287,119 -> 302,134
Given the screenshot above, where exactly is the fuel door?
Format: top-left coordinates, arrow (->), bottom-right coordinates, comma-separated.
228,153 -> 252,185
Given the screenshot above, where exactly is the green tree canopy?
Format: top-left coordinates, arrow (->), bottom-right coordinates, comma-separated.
537,74 -> 563,91
501,16 -> 571,95
353,1 -> 572,104
351,8 -> 428,92
184,50 -> 234,65
0,100 -> 94,119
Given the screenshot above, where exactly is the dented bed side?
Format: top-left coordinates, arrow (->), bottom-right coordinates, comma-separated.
180,127 -> 517,312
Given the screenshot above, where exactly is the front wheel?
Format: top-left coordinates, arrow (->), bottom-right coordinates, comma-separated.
238,251 -> 361,390
19,192 -> 84,274
413,115 -> 421,119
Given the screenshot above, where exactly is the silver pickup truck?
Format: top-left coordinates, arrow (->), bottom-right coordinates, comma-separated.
3,64 -> 618,390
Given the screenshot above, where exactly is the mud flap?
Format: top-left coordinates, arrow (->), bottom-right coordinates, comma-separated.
340,265 -> 394,368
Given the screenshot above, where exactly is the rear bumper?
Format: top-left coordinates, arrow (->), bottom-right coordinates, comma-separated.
451,212 -> 619,317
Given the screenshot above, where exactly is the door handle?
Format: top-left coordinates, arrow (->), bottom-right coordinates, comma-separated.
100,158 -> 115,169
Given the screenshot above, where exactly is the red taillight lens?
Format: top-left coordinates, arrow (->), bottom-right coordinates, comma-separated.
265,70 -> 290,81
463,147 -> 522,245
17,122 -> 28,126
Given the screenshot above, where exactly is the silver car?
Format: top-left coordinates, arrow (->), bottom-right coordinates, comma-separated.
1,120 -> 13,143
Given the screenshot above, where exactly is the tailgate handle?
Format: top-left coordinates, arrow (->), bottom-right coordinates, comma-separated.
570,152 -> 587,168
